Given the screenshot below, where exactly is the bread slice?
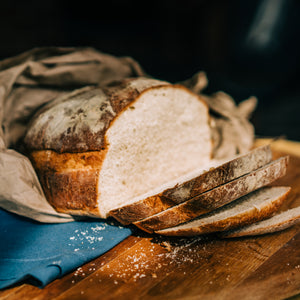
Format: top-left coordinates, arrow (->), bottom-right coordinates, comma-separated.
109,145 -> 273,224
155,186 -> 291,236
134,156 -> 289,233
221,205 -> 300,238
24,78 -> 212,218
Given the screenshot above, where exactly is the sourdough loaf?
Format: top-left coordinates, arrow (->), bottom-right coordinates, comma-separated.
24,77 -> 293,238
134,156 -> 289,233
109,145 -> 273,224
155,186 -> 291,236
24,78 -> 212,218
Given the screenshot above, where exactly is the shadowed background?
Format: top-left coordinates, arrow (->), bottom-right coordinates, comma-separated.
1,0 -> 299,140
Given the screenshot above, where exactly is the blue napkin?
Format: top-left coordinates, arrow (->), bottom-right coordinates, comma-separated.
0,209 -> 132,289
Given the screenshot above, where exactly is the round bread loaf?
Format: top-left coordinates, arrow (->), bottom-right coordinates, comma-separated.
24,78 -> 212,218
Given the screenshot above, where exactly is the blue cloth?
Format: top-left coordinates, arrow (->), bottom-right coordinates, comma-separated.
0,209 -> 132,289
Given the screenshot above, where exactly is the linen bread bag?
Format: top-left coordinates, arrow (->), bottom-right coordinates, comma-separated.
23,77 -> 292,235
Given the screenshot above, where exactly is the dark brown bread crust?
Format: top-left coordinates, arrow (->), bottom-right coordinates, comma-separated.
109,145 -> 273,225
134,156 -> 289,233
24,87 -> 114,153
156,187 -> 291,236
24,78 -> 169,153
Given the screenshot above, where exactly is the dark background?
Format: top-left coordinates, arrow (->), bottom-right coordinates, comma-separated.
1,0 -> 300,140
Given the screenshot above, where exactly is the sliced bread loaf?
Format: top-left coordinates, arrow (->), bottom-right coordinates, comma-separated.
24,78 -> 212,218
221,205 -> 300,238
155,186 -> 291,236
109,144 -> 273,225
134,156 -> 289,233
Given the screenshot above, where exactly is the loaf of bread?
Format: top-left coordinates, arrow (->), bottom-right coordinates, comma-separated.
24,78 -> 212,218
24,77 -> 298,237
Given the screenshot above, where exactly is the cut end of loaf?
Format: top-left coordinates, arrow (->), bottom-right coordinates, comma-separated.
97,84 -> 212,217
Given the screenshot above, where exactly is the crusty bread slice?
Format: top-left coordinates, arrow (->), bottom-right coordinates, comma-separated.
24,78 -> 212,218
109,145 -> 273,224
221,205 -> 300,238
155,186 -> 291,236
134,156 -> 289,233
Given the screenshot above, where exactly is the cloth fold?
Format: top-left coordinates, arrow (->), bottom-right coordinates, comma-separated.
0,209 -> 132,289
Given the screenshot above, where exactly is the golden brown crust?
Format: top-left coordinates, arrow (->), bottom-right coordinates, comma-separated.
30,150 -> 107,172
155,187 -> 291,236
109,145 -> 273,224
38,168 -> 102,217
29,149 -> 107,217
134,156 -> 289,233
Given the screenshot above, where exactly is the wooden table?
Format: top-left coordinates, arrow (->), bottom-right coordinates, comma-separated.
1,139 -> 300,300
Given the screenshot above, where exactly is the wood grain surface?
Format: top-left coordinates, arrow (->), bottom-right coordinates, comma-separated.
1,139 -> 300,300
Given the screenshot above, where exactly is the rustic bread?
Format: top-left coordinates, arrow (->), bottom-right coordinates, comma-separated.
221,205 -> 300,238
24,78 -> 212,218
155,186 -> 291,236
134,156 -> 289,233
110,145 -> 273,224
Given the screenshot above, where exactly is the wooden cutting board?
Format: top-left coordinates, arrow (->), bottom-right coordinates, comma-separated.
1,139 -> 300,300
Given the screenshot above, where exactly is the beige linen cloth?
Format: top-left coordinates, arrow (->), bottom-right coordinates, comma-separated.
0,47 -> 256,223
